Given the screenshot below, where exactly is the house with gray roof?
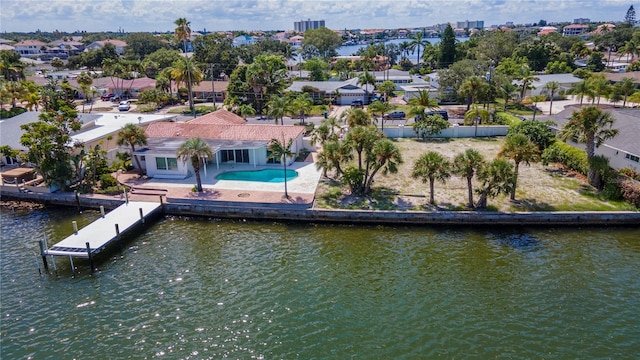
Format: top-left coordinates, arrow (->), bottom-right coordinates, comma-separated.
519,73 -> 583,98
286,78 -> 374,105
548,106 -> 640,172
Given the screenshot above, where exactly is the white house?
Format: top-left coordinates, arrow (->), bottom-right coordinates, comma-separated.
135,110 -> 306,179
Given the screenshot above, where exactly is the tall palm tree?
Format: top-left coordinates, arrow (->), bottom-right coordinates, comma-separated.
464,106 -> 491,137
412,151 -> 451,205
498,134 -> 541,200
357,70 -> 376,93
368,100 -> 393,130
177,138 -> 213,192
558,106 -> 618,187
117,124 -> 148,176
408,31 -> 428,67
452,149 -> 485,208
174,18 -> 195,116
266,95 -> 290,125
268,136 -> 296,198
527,94 -> 547,121
499,81 -> 519,111
407,89 -> 439,109
519,73 -> 540,100
292,93 -> 313,125
544,81 -> 560,115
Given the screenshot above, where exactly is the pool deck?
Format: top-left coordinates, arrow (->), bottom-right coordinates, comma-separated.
118,160 -> 322,206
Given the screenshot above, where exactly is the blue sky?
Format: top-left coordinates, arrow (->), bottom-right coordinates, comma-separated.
0,0 -> 633,33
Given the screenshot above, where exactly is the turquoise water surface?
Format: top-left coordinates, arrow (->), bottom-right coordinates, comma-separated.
1,207 -> 639,359
216,169 -> 298,183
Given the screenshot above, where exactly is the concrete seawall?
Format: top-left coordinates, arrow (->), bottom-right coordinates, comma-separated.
3,191 -> 640,226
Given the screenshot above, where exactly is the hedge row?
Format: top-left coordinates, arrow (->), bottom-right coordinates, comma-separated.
542,142 -> 588,175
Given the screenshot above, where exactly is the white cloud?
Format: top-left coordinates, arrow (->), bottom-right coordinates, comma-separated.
0,0 -> 631,33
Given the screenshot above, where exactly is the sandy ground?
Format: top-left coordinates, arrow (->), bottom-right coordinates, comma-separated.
315,137 -> 624,212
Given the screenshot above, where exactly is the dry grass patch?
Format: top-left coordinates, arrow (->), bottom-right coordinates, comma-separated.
314,137 -> 636,212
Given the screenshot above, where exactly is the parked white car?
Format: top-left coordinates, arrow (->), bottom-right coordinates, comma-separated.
118,101 -> 131,111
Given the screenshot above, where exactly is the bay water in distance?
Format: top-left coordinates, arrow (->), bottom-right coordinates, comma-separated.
1,206 -> 639,359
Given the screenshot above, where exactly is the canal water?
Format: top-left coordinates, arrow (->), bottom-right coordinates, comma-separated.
1,207 -> 639,359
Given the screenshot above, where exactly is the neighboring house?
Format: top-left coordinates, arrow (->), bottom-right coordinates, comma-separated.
85,39 -> 128,56
0,111 -> 176,165
286,78 -> 374,105
135,110 -> 306,179
370,69 -> 428,90
604,71 -> 640,84
549,106 -> 640,172
402,85 -> 437,103
13,40 -> 47,57
232,35 -> 257,47
562,24 -> 588,37
517,73 -> 583,98
191,81 -> 229,103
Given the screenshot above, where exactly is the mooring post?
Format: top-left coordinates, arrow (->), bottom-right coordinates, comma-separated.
72,221 -> 78,234
124,188 -> 129,204
38,238 -> 48,270
86,242 -> 94,273
35,254 -> 42,276
74,190 -> 80,211
159,195 -> 163,205
50,255 -> 57,273
115,223 -> 122,254
69,256 -> 75,273
139,208 -> 145,225
100,205 -> 105,218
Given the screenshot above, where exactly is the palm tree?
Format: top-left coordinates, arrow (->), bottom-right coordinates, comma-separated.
357,70 -> 376,91
174,18 -> 195,116
268,136 -> 296,198
452,149 -> 485,208
615,78 -> 636,108
408,31 -> 428,67
292,93 -> 313,125
459,76 -> 488,111
519,73 -> 540,101
363,139 -> 403,194
567,80 -> 594,105
77,71 -> 93,113
117,124 -> 148,176
498,134 -> 541,200
475,158 -> 515,209
237,104 -> 256,119
344,108 -> 372,128
176,138 -> 213,192
543,81 -> 560,115
464,106 -> 490,137
587,74 -> 610,105
412,151 -> 451,205
368,100 -> 393,130
558,106 -> 618,187
266,95 -> 290,125
499,81 -> 519,111
407,89 -> 439,109
526,94 -> 547,121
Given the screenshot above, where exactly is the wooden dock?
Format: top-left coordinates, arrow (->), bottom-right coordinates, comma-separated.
43,201 -> 162,259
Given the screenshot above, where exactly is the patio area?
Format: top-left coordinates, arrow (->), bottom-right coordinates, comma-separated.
118,160 -> 322,206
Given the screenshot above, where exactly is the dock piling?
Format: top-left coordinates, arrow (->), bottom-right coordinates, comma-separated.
100,206 -> 105,218
72,221 -> 78,234
139,208 -> 145,225
86,242 -> 94,273
38,238 -> 48,270
115,224 -> 122,254
69,256 -> 75,273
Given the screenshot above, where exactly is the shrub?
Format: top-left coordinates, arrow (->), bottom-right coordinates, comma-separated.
0,107 -> 27,119
99,174 -> 119,189
618,177 -> 640,208
542,142 -> 588,175
620,168 -> 640,181
493,111 -> 521,126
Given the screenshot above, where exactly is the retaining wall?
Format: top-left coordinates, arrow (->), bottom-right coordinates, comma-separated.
3,191 -> 639,226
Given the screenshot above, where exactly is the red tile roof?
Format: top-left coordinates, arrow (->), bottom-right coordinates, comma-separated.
145,120 -> 305,143
188,109 -> 246,125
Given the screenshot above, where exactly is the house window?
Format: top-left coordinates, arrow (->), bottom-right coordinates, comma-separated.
220,149 -> 250,163
156,157 -> 178,170
626,153 -> 640,163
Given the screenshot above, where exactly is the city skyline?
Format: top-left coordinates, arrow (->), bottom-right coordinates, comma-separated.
0,0 -> 634,33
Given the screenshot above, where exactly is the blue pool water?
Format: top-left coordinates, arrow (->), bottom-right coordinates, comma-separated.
216,169 -> 298,183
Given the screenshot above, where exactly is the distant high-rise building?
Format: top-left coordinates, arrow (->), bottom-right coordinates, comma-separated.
294,19 -> 326,32
573,18 -> 591,24
456,20 -> 484,29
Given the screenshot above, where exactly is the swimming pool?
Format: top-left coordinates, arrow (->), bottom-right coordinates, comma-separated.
216,169 -> 298,183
